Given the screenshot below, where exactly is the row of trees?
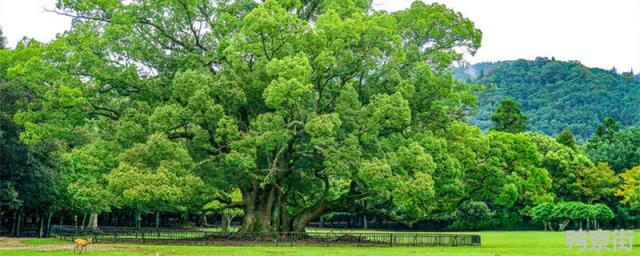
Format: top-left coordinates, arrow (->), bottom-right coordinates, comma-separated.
1,0 -> 640,234
531,202 -> 614,231
489,98 -> 640,230
458,58 -> 640,141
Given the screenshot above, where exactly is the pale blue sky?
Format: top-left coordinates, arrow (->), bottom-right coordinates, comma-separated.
1,0 -> 639,71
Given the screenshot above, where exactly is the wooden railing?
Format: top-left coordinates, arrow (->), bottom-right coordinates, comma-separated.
50,225 -> 480,247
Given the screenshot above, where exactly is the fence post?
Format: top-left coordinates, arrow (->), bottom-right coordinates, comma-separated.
389,233 -> 393,247
357,234 -> 362,247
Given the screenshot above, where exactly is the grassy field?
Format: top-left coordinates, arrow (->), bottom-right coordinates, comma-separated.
1,230 -> 639,255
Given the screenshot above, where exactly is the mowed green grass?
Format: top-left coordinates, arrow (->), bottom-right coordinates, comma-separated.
1,231 -> 639,255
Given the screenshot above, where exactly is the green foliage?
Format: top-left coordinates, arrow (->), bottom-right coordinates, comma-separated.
0,0 -> 632,233
0,44 -> 63,230
532,202 -> 614,230
591,203 -> 614,223
531,203 -> 554,225
585,119 -> 640,172
527,132 -> 618,202
453,201 -> 493,229
595,117 -> 620,141
107,133 -> 204,214
458,58 -> 640,141
490,98 -> 526,133
551,202 -> 588,222
556,128 -> 576,150
394,2 -> 482,70
617,167 -> 640,209
2,0 -> 483,232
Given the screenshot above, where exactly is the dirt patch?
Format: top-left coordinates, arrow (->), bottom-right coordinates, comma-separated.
0,237 -> 24,248
0,237 -> 120,252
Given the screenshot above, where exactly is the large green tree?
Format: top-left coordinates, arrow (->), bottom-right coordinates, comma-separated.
11,0 -> 481,232
491,98 -> 527,133
61,140 -> 119,228
617,167 -> 640,209
0,40 -> 63,235
556,128 -> 576,150
107,133 -> 205,228
528,132 -> 618,203
586,118 -> 640,173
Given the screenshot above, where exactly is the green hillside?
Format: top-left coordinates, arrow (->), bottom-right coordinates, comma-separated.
455,58 -> 640,140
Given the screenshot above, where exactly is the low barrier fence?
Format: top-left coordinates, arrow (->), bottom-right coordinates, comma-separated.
50,225 -> 480,247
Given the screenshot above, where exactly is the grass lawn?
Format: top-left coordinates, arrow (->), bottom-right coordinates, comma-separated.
1,230 -> 639,255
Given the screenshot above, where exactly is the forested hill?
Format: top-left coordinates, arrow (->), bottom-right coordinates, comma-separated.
454,58 -> 640,141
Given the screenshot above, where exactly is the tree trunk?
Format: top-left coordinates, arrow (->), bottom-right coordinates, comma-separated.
237,155 -> 336,233
202,215 -> 209,227
238,187 -> 329,233
135,212 -> 141,229
239,183 -> 279,232
363,215 -> 368,230
10,212 -> 16,236
279,201 -> 293,232
112,212 -> 118,226
349,214 -> 354,228
155,211 -> 160,229
559,220 -> 570,231
46,212 -> 53,237
15,212 -> 22,237
586,219 -> 590,230
89,213 -> 98,229
222,216 -> 228,233
38,215 -> 44,237
222,214 -> 231,234
81,213 -> 87,229
291,200 -> 329,232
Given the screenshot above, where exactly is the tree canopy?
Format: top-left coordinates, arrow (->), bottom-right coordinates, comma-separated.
556,128 -> 576,150
585,118 -> 640,173
457,58 -> 640,141
6,0 -> 484,232
490,98 -> 526,133
1,0 -> 638,234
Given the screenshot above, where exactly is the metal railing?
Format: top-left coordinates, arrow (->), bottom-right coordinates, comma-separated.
50,225 -> 480,247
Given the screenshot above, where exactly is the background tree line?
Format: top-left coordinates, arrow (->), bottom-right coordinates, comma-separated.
454,58 -> 640,141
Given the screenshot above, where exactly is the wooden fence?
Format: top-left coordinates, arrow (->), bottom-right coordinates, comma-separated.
50,225 -> 480,247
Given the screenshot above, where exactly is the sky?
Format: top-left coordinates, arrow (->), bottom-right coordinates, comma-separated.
0,0 -> 639,71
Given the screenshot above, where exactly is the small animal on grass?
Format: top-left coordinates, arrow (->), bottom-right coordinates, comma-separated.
73,238 -> 92,254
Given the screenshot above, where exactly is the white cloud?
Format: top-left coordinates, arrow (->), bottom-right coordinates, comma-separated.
0,0 -> 638,71
374,0 -> 640,72
0,0 -> 71,46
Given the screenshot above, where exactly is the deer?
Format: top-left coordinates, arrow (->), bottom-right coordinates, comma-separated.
73,238 -> 92,254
